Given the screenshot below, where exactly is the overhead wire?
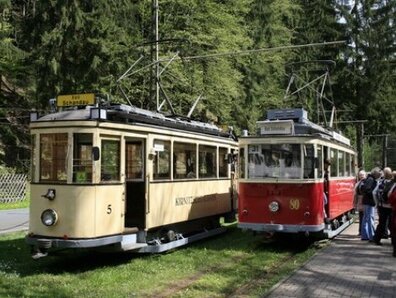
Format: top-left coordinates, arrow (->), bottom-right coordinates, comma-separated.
158,40 -> 346,63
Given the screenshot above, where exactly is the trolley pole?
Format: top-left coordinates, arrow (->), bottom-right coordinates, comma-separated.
357,122 -> 365,169
383,134 -> 388,167
151,0 -> 160,111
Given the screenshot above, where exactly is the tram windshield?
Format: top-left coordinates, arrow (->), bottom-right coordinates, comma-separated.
247,144 -> 301,179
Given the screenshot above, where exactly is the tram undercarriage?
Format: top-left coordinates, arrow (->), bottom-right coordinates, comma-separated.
27,215 -> 231,259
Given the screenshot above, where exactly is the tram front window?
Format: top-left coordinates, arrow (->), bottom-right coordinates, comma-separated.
101,140 -> 120,182
247,144 -> 301,179
303,144 -> 315,179
73,133 -> 93,183
40,133 -> 68,182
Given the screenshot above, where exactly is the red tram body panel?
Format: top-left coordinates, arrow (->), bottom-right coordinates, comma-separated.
237,108 -> 357,237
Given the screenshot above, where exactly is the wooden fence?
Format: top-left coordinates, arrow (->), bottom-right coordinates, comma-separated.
0,174 -> 28,203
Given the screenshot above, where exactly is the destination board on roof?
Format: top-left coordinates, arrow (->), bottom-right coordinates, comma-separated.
257,120 -> 294,135
57,93 -> 95,107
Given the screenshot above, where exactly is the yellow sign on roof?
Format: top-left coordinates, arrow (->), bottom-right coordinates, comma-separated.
57,93 -> 95,107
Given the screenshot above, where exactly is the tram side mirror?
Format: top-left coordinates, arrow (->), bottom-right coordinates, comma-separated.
92,146 -> 100,161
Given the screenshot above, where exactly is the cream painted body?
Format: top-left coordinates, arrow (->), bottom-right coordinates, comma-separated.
30,184 -> 124,238
147,180 -> 231,228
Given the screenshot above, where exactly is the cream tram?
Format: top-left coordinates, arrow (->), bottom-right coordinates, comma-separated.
238,108 -> 357,238
26,93 -> 238,258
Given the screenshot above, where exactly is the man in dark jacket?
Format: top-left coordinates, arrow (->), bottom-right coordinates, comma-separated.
361,167 -> 381,240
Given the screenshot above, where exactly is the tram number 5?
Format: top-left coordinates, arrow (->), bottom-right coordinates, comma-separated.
289,199 -> 300,210
107,204 -> 112,214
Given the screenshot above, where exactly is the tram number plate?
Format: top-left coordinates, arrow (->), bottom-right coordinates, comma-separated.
289,199 -> 300,210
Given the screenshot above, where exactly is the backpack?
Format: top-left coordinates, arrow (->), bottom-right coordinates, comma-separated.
357,179 -> 366,196
381,180 -> 395,204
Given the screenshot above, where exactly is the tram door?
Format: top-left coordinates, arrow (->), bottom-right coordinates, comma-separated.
125,140 -> 145,228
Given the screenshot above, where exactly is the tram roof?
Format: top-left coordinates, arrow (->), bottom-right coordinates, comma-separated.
32,103 -> 236,140
241,108 -> 352,147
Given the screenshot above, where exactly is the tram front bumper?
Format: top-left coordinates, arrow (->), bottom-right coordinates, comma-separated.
25,234 -> 124,249
238,222 -> 325,233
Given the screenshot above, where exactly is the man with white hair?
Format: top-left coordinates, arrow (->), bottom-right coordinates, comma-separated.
360,167 -> 381,241
354,170 -> 367,235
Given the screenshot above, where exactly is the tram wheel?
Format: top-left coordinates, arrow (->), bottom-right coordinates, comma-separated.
166,230 -> 176,242
332,219 -> 340,230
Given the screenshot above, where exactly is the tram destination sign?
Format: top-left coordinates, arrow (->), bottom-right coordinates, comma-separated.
57,93 -> 95,107
257,120 -> 294,135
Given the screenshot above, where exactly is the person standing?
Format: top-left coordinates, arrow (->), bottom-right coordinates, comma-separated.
387,177 -> 396,257
354,170 -> 367,236
373,167 -> 394,245
360,167 -> 381,241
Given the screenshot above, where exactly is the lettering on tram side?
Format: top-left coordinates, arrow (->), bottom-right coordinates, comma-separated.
175,195 -> 216,206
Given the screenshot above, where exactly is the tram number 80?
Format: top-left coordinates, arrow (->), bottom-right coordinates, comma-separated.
289,199 -> 300,210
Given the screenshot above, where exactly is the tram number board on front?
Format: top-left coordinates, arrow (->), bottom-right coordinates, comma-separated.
289,199 -> 300,210
57,93 -> 95,107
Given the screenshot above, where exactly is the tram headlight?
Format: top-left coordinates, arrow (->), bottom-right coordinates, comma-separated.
41,209 -> 58,226
268,201 -> 280,213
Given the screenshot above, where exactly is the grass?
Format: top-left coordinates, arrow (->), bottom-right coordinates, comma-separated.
0,198 -> 30,210
0,225 -> 320,298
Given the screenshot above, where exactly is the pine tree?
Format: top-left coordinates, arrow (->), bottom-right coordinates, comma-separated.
238,0 -> 300,132
15,0 -> 142,107
338,0 -> 396,135
0,0 -> 32,169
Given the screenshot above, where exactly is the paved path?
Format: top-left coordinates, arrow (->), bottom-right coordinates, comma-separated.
0,208 -> 29,235
265,222 -> 396,298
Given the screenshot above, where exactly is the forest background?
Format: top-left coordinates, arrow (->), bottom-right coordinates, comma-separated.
0,0 -> 395,173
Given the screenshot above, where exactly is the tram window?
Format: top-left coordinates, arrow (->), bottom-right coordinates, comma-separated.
330,149 -> 338,177
338,151 -> 345,177
239,148 -> 245,178
40,133 -> 68,182
345,153 -> 351,176
219,147 -> 229,178
73,133 -> 93,183
101,140 -> 120,181
153,140 -> 171,180
317,145 -> 323,178
199,145 -> 217,178
303,144 -> 315,179
248,144 -> 301,179
173,142 -> 196,179
126,142 -> 143,180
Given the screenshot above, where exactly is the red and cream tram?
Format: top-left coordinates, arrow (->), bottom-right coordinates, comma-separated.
26,93 -> 238,258
238,108 -> 356,238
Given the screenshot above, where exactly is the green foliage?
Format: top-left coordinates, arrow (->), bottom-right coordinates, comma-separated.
1,0 -> 395,168
363,141 -> 382,171
238,0 -> 300,133
337,0 -> 396,134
